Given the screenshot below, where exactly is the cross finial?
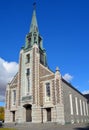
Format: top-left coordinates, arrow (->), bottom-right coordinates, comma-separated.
33,2 -> 36,10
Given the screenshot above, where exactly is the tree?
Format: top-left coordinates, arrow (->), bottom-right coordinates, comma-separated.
0,107 -> 4,121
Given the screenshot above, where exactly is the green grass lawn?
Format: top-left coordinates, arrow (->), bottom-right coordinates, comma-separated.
0,128 -> 16,130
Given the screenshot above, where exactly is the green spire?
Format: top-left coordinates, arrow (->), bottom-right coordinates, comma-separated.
29,3 -> 39,33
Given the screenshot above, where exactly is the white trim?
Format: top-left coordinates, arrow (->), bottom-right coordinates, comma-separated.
69,94 -> 73,115
40,74 -> 54,79
79,99 -> 83,116
86,102 -> 88,116
83,101 -> 86,116
40,79 -> 53,83
25,52 -> 31,94
21,50 -> 32,97
75,97 -> 78,115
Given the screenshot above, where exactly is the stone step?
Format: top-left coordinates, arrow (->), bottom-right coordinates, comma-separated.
4,122 -> 57,128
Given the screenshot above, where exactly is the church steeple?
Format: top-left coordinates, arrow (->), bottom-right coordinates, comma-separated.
29,3 -> 39,33
24,4 -> 48,67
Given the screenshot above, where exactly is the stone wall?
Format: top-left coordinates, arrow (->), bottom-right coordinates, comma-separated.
62,79 -> 89,124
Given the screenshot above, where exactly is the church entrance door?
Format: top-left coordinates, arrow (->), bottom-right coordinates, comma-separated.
11,111 -> 15,122
23,104 -> 32,122
46,108 -> 51,121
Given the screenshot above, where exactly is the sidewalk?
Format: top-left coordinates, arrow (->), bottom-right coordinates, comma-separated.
4,123 -> 89,130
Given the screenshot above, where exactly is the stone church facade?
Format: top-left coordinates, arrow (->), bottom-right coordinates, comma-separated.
5,7 -> 89,124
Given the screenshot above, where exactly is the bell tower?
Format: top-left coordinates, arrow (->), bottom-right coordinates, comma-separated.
18,3 -> 48,122
24,3 -> 47,67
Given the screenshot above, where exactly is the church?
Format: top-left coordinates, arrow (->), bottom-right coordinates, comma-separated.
5,6 -> 89,124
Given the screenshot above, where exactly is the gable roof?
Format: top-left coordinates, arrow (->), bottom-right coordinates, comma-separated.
9,73 -> 18,88
62,78 -> 87,99
84,94 -> 89,103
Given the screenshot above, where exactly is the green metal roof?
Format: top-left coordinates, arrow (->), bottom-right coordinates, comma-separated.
29,9 -> 39,33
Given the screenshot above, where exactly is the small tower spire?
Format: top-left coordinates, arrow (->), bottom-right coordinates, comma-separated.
29,3 -> 39,33
55,66 -> 61,78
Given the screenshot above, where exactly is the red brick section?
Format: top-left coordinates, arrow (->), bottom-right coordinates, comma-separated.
52,80 -> 55,105
36,52 -> 39,106
39,83 -> 43,106
39,64 -> 52,77
60,81 -> 63,104
56,79 -> 60,103
32,48 -> 35,104
39,75 -> 55,106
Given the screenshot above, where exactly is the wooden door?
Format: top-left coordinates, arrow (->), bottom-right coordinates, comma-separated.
12,111 -> 15,122
26,107 -> 32,122
47,108 -> 51,121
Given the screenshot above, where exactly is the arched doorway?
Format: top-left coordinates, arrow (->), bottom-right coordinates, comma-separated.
23,104 -> 32,122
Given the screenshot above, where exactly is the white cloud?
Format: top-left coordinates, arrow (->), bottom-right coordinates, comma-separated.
82,90 -> 89,94
0,57 -> 18,102
62,73 -> 73,82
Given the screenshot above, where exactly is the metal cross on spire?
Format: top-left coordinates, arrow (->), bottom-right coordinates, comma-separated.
33,2 -> 36,10
29,2 -> 38,33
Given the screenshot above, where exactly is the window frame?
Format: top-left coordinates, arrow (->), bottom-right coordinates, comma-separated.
26,54 -> 30,63
44,81 -> 51,102
12,89 -> 16,106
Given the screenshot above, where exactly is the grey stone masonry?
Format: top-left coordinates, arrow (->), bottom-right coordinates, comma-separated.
62,78 -> 89,124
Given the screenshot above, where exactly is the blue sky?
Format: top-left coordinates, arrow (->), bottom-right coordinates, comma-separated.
0,0 -> 89,106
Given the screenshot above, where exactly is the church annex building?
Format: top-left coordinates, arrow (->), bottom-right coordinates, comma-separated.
5,7 -> 89,124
